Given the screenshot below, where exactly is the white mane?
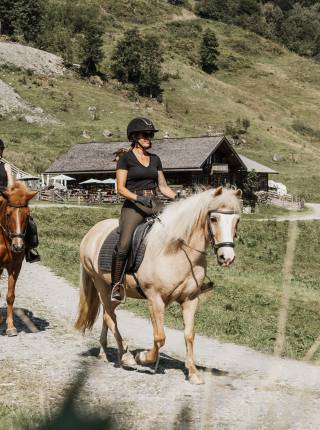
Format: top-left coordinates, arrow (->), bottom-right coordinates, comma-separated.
147,188 -> 240,253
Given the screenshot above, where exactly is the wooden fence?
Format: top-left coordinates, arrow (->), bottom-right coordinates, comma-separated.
38,189 -> 122,205
255,191 -> 304,210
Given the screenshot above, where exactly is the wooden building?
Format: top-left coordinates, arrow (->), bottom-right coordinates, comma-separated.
45,136 -> 277,190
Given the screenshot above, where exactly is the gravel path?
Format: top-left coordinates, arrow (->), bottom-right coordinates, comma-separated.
0,263 -> 320,429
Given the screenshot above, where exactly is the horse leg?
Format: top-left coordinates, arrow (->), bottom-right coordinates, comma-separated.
136,296 -> 165,371
92,277 -> 136,367
181,297 -> 204,384
99,319 -> 108,359
6,268 -> 21,337
103,307 -> 136,368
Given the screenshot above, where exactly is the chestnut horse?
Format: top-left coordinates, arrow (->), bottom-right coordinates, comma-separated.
0,182 -> 37,336
75,187 -> 241,384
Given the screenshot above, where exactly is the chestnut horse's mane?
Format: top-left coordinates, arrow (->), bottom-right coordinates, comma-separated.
7,181 -> 28,192
3,181 -> 33,205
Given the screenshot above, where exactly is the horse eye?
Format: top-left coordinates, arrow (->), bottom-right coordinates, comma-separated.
210,215 -> 217,222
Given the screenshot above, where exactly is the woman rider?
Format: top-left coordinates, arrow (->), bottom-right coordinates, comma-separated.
0,138 -> 40,263
111,117 -> 176,302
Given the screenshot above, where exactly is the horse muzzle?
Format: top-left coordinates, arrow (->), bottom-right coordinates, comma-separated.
11,240 -> 25,253
217,254 -> 235,267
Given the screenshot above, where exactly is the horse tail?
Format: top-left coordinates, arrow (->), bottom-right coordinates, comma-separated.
74,263 -> 100,333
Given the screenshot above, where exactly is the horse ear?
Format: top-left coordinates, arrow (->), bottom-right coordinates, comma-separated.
26,191 -> 38,201
234,189 -> 242,198
213,186 -> 223,197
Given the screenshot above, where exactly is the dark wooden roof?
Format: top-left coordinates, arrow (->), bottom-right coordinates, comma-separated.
45,136 -> 227,173
45,136 -> 275,174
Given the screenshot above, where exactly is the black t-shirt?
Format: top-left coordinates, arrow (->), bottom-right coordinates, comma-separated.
116,150 -> 163,191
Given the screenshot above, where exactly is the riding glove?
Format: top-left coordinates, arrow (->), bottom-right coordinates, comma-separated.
136,195 -> 153,208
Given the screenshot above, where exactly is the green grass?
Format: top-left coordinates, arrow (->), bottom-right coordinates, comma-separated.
33,206 -> 320,362
0,403 -> 39,430
1,3 -> 320,199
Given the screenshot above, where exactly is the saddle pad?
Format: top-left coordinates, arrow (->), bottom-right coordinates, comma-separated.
98,221 -> 153,274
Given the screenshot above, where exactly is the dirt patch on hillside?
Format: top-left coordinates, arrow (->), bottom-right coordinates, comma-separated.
0,42 -> 65,76
0,80 -> 58,125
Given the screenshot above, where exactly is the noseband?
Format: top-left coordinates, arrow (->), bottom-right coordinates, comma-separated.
1,202 -> 29,242
207,209 -> 238,255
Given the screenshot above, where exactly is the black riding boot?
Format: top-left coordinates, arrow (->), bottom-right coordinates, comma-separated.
25,216 -> 41,263
25,248 -> 41,263
111,248 -> 128,303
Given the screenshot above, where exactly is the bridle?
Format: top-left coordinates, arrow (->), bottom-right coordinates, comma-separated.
0,202 -> 29,243
173,208 -> 239,256
207,209 -> 239,255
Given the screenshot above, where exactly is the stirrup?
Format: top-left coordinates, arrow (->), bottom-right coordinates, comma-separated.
111,282 -> 126,304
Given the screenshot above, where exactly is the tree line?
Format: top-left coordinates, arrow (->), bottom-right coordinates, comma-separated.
194,0 -> 320,58
0,0 -> 220,99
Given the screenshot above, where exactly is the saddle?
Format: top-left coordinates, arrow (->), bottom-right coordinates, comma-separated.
98,218 -> 155,274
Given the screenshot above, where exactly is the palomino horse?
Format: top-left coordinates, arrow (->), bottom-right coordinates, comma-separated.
0,182 -> 37,336
75,187 -> 241,384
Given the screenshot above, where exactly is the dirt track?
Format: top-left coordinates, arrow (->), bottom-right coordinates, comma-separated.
1,263 -> 320,429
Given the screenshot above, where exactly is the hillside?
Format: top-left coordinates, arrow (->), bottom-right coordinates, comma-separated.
0,1 -> 320,199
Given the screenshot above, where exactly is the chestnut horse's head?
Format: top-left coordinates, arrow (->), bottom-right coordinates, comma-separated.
207,187 -> 242,267
0,182 -> 37,253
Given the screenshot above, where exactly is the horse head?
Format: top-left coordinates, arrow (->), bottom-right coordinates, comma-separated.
1,182 -> 37,253
207,186 -> 242,267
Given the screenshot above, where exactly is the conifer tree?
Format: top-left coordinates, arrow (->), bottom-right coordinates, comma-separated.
80,19 -> 105,76
200,29 -> 219,74
138,34 -> 164,98
111,29 -> 144,84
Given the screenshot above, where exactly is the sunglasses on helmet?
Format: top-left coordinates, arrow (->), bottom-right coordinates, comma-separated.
141,131 -> 154,139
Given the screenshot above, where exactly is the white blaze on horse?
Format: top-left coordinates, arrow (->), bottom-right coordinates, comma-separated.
75,186 -> 241,384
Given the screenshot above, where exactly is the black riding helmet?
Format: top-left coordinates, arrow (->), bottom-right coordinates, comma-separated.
127,117 -> 159,141
0,139 -> 5,149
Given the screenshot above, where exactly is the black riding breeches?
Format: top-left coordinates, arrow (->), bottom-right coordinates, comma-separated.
116,200 -> 157,255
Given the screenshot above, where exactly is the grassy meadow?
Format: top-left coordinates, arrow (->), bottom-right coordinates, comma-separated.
1,2 -> 320,199
33,205 -> 320,362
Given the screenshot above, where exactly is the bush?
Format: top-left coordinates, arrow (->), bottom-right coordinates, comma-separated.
195,0 -> 237,22
37,0 -> 105,73
168,0 -> 185,4
0,0 -> 44,43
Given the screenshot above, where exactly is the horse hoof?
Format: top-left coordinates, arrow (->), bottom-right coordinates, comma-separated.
6,328 -> 18,337
189,373 -> 205,385
121,352 -> 137,368
135,351 -> 147,365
